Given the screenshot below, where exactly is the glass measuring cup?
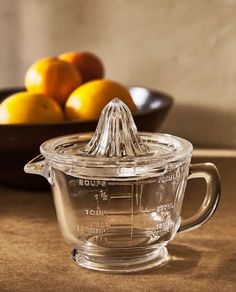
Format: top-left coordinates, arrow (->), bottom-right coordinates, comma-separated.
24,99 -> 220,273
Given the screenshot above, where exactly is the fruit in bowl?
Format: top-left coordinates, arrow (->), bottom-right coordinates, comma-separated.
0,50 -> 138,124
25,57 -> 82,105
65,79 -> 136,121
0,92 -> 64,124
59,51 -> 104,83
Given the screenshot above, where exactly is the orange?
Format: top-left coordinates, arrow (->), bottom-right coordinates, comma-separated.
59,51 -> 104,83
65,79 -> 136,121
0,92 -> 64,124
25,57 -> 82,105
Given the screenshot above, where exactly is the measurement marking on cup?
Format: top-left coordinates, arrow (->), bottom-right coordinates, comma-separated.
106,183 -> 135,238
107,211 -> 133,215
110,224 -> 132,227
84,209 -> 107,216
108,182 -> 136,186
94,192 -> 108,201
131,184 -> 134,237
107,180 -> 156,186
77,226 -> 107,235
110,195 -> 132,199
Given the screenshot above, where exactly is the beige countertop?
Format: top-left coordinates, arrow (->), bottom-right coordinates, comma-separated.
0,156 -> 235,292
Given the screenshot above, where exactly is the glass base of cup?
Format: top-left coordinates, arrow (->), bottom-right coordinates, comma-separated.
71,246 -> 170,273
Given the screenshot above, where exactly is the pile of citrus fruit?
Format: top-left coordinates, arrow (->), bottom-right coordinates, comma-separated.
0,51 -> 136,124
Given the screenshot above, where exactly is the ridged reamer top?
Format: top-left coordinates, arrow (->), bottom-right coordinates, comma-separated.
81,98 -> 150,157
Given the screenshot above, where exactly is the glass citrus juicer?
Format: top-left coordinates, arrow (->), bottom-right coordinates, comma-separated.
25,98 -> 220,273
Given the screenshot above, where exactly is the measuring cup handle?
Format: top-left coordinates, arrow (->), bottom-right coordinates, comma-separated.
178,163 -> 221,233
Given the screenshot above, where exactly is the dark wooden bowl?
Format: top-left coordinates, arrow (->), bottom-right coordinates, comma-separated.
0,86 -> 173,189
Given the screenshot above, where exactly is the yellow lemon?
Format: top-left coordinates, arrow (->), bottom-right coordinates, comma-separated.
0,92 -> 64,124
65,79 -> 136,121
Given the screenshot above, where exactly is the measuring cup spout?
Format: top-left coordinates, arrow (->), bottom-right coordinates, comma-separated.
24,154 -> 52,184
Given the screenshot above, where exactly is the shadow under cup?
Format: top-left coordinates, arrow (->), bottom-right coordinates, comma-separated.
25,133 -> 221,273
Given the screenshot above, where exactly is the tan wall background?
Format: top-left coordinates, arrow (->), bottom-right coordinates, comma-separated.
0,0 -> 235,147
